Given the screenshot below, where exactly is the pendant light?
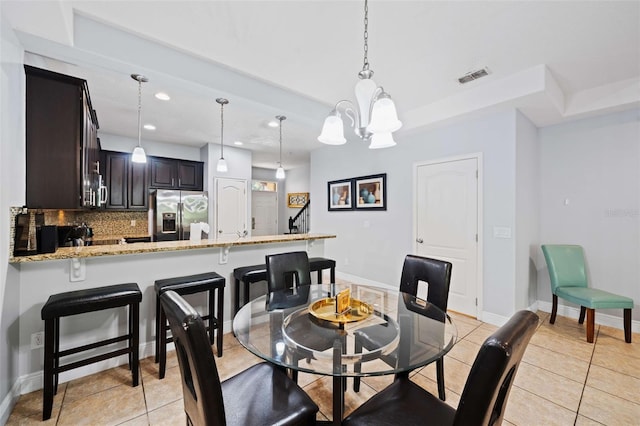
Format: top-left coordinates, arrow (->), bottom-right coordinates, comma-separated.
318,0 -> 401,149
131,74 -> 148,163
216,98 -> 229,173
275,115 -> 286,180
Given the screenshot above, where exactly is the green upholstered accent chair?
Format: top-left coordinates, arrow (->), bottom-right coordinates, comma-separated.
541,244 -> 633,343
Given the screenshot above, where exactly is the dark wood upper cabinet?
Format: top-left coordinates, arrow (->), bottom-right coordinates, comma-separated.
25,65 -> 100,209
102,150 -> 148,211
149,156 -> 203,191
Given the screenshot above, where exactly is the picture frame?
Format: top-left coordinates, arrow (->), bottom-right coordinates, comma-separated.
287,192 -> 309,208
327,178 -> 354,211
355,173 -> 387,210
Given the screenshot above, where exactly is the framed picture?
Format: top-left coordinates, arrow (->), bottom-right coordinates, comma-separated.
327,178 -> 354,211
355,173 -> 387,210
287,192 -> 309,208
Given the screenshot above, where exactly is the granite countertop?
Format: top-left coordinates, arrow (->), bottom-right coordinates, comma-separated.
9,233 -> 336,263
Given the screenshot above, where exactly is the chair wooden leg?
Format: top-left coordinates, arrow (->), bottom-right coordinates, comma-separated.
436,358 -> 446,401
586,308 -> 595,343
624,309 -> 632,343
578,306 -> 586,324
217,286 -> 224,356
550,294 -> 558,324
42,319 -> 54,420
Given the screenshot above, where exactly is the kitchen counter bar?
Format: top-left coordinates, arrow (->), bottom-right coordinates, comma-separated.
9,233 -> 336,263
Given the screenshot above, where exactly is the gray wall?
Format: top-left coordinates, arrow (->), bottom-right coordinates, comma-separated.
0,15 -> 25,421
515,111 -> 540,310
310,109 -> 519,320
538,108 -> 640,320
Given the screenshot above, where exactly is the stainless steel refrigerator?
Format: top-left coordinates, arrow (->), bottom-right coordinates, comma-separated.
150,189 -> 209,241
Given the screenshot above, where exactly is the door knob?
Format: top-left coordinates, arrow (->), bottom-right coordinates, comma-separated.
416,238 -> 424,243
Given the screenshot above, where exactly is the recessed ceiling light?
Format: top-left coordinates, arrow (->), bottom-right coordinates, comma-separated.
143,124 -> 156,130
267,120 -> 279,128
234,141 -> 244,146
155,92 -> 170,101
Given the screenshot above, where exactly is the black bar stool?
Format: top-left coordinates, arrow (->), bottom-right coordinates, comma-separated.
40,283 -> 142,421
154,272 -> 225,379
233,257 -> 336,316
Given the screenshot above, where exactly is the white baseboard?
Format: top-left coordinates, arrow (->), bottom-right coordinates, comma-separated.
335,271 -> 393,290
537,301 -> 639,333
480,311 -> 511,327
0,378 -> 21,425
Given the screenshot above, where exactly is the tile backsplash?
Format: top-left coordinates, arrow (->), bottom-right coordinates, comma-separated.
42,210 -> 149,237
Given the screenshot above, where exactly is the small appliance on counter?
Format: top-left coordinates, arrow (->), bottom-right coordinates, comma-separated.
13,208 -> 38,256
57,224 -> 92,247
150,189 -> 209,241
36,225 -> 58,254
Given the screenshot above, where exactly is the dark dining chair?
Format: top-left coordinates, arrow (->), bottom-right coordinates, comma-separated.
353,255 -> 452,400
343,310 -> 539,426
160,290 -> 318,426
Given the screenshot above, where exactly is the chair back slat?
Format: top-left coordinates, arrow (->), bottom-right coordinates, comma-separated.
160,291 -> 226,426
399,254 -> 452,312
541,245 -> 588,293
266,251 -> 313,309
453,310 -> 538,426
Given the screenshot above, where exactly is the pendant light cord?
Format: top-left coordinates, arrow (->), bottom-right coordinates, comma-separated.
137,79 -> 142,147
362,0 -> 369,72
278,119 -> 282,166
220,102 -> 224,158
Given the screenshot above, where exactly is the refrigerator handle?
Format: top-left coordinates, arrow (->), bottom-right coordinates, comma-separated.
178,202 -> 183,240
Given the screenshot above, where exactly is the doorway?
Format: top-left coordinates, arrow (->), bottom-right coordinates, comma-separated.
252,191 -> 278,236
414,155 -> 481,317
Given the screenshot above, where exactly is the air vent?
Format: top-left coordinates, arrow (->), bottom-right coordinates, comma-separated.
458,67 -> 490,84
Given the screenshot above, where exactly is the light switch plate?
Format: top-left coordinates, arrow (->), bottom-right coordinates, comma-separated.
69,258 -> 86,282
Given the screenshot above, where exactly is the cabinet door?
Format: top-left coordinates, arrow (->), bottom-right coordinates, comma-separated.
177,161 -> 203,190
103,151 -> 128,209
25,70 -> 82,209
149,157 -> 176,188
129,160 -> 148,210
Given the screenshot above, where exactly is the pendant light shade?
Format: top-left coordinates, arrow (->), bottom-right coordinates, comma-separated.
131,74 -> 148,163
275,115 -> 286,180
216,98 -> 229,173
318,111 -> 347,145
317,0 -> 401,148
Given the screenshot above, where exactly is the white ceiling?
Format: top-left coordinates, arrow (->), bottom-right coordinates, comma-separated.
3,1 -> 639,170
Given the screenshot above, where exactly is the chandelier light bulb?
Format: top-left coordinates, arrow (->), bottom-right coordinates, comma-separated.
317,112 -> 347,145
368,132 -> 397,149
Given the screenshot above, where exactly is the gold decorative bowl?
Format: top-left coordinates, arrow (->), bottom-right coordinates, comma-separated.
308,297 -> 373,324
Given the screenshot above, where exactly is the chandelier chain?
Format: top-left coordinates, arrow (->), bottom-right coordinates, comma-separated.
362,0 -> 369,71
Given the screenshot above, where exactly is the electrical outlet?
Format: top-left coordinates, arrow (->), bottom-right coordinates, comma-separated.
130,220 -> 136,227
31,332 -> 44,349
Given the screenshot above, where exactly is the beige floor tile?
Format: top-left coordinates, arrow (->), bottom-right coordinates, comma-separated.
57,383 -> 146,426
139,350 -> 179,378
521,343 -> 590,383
513,363 -> 583,412
598,324 -> 639,344
296,371 -> 322,388
447,338 -> 481,365
65,364 -> 137,402
303,376 -> 377,422
504,385 -> 576,426
359,372 -> 394,392
215,343 -> 262,382
418,357 -> 470,395
141,365 -> 184,412
453,320 -> 482,339
118,413 -> 150,425
574,415 -> 605,425
579,385 -> 640,425
8,383 -> 66,419
148,399 -> 186,426
464,324 -> 498,345
586,364 -> 640,405
594,334 -> 640,360
529,326 -> 595,362
591,343 -> 640,379
448,311 -> 483,327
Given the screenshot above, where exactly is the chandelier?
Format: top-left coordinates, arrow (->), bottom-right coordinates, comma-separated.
317,0 -> 402,149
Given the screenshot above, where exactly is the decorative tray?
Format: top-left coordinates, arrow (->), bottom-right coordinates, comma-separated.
308,297 -> 373,324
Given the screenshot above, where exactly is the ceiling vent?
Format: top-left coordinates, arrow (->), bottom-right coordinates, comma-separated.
458,67 -> 490,84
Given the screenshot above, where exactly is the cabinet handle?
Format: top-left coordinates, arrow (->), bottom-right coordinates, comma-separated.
94,160 -> 100,174
178,178 -> 181,187
416,238 -> 424,244
172,178 -> 175,187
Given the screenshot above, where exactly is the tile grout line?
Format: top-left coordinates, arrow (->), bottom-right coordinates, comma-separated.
573,326 -> 599,426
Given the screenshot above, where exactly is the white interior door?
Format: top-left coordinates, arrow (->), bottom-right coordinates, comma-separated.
252,191 -> 278,236
415,157 -> 479,317
215,178 -> 247,238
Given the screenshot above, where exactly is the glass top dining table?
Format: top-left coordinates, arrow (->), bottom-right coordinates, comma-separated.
233,283 -> 457,425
